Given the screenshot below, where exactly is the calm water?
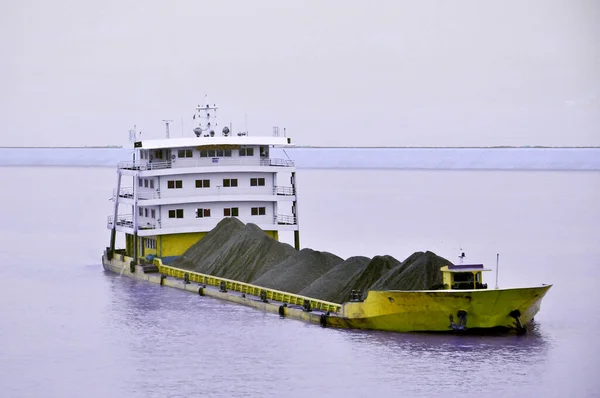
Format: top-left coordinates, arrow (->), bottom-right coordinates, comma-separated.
0,167 -> 599,397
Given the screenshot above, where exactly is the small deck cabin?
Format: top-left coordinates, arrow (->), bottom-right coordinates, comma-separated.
440,264 -> 492,290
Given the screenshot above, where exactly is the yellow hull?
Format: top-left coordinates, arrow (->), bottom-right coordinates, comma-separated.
102,253 -> 551,334
328,286 -> 552,332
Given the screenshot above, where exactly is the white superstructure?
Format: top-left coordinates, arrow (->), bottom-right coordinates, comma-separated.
108,103 -> 300,260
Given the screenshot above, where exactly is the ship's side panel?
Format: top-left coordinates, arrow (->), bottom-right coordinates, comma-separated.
159,232 -> 208,257
336,287 -> 552,332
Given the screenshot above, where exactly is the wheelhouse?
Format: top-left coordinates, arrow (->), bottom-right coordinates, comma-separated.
440,264 -> 492,290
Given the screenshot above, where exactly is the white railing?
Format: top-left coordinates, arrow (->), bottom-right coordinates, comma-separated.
107,214 -> 133,229
275,214 -> 297,225
107,214 -> 297,230
114,187 -> 134,198
274,186 -> 295,196
107,214 -> 158,229
118,157 -> 294,171
115,186 -> 296,200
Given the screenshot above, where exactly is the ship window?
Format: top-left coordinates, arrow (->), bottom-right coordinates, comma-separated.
168,180 -> 183,189
453,273 -> 474,282
239,147 -> 255,156
178,149 -> 193,158
150,180 -> 154,189
144,208 -> 148,217
216,149 -> 224,157
139,179 -> 143,187
250,178 -> 266,187
139,208 -> 143,216
168,209 -> 184,218
155,150 -> 163,159
224,207 -> 239,217
151,209 -> 156,218
208,149 -> 216,157
200,150 -> 208,158
251,207 -> 266,216
223,178 -> 238,187
144,179 -> 149,188
196,179 -> 210,188
224,149 -> 232,157
196,208 -> 211,218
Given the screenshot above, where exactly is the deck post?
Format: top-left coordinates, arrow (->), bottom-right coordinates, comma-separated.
133,172 -> 139,264
109,169 -> 122,255
291,171 -> 300,250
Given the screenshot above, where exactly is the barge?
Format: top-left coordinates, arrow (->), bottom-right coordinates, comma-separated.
103,102 -> 551,333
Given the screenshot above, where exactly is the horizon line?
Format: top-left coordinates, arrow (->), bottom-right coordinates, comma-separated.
1,145 -> 599,149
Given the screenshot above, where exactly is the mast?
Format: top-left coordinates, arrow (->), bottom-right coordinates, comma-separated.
162,120 -> 173,138
193,101 -> 218,137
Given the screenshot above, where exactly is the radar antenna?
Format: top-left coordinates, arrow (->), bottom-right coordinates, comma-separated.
458,247 -> 466,264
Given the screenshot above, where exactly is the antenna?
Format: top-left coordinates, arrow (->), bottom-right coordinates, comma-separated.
458,247 -> 466,264
162,120 -> 173,139
244,113 -> 248,136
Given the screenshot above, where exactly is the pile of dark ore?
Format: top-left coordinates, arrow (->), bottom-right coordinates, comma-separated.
173,218 -> 454,303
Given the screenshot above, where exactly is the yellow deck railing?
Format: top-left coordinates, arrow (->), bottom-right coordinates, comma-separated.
154,259 -> 342,313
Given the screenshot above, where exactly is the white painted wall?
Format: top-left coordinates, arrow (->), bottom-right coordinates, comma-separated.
159,201 -> 273,228
136,205 -> 159,228
158,172 -> 274,198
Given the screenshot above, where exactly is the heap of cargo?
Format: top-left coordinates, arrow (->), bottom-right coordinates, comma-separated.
172,218 -> 453,303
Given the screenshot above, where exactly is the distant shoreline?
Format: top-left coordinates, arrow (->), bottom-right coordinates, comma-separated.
1,146 -> 599,149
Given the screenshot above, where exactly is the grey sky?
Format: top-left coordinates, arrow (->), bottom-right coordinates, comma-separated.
2,0 -> 598,147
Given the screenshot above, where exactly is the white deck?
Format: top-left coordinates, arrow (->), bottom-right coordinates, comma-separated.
134,136 -> 293,150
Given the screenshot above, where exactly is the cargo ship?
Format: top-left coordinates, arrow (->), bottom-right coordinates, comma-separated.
102,102 -> 552,334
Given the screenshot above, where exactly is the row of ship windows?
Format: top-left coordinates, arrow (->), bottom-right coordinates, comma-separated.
139,178 -> 155,188
139,208 -> 157,218
145,238 -> 157,249
140,147 -> 256,160
167,178 -> 266,189
138,207 -> 266,218
178,147 -> 255,158
138,177 -> 266,189
168,207 -> 266,219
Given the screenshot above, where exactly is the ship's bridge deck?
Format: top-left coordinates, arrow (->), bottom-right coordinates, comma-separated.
133,136 -> 293,150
